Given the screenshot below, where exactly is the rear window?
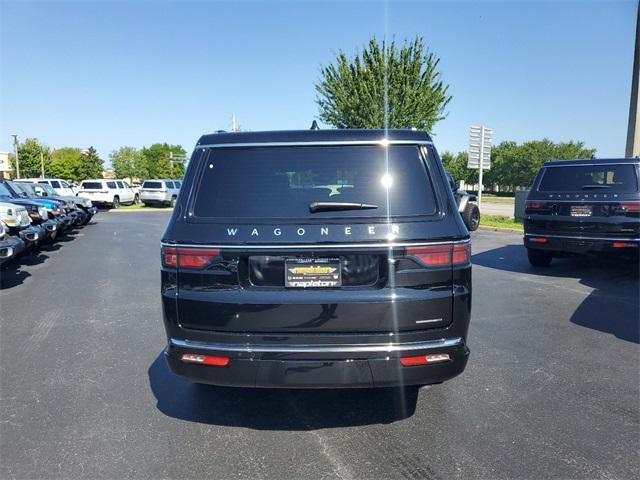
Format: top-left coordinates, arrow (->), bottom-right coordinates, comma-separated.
143,181 -> 163,189
81,182 -> 103,189
538,164 -> 638,192
192,145 -> 437,219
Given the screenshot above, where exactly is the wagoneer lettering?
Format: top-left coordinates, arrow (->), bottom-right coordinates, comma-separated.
160,129 -> 472,392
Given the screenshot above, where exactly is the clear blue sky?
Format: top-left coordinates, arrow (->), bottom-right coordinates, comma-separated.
0,0 -> 636,163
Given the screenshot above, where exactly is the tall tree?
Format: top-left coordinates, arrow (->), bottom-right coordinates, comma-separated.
316,36 -> 451,130
110,146 -> 146,180
141,143 -> 186,178
77,146 -> 104,180
10,138 -> 50,178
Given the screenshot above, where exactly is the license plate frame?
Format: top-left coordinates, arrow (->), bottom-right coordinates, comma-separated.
570,205 -> 593,217
285,258 -> 342,288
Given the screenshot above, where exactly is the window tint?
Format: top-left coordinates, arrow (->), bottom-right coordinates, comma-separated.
107,181 -> 117,189
539,164 -> 638,192
81,182 -> 103,189
143,181 -> 163,189
61,181 -> 69,187
175,181 -> 181,188
116,181 -> 124,188
193,145 -> 437,219
166,181 -> 175,188
50,181 -> 61,188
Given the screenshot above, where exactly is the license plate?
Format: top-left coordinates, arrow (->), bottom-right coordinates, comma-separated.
285,258 -> 341,288
570,205 -> 592,217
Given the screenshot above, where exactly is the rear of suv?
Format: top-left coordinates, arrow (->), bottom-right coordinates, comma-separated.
161,129 -> 471,390
78,179 -> 136,208
524,158 -> 640,266
140,179 -> 180,207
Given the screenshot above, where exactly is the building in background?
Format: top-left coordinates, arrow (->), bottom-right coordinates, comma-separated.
0,152 -> 12,179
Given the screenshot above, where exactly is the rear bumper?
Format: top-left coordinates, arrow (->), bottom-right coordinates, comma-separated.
165,336 -> 469,388
141,198 -> 169,205
524,233 -> 640,255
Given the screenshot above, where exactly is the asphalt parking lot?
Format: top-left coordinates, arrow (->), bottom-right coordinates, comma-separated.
1,211 -> 638,480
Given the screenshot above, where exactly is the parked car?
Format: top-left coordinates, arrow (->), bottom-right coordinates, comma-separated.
0,201 -> 41,248
2,181 -> 67,238
0,181 -> 57,242
446,173 -> 480,231
0,220 -> 26,266
140,179 -> 180,207
524,157 -> 640,266
16,181 -> 90,226
77,179 -> 137,208
160,129 -> 471,392
10,182 -> 75,231
21,178 -> 78,197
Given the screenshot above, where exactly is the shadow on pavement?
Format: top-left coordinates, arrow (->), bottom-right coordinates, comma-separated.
148,353 -> 425,429
473,245 -> 639,343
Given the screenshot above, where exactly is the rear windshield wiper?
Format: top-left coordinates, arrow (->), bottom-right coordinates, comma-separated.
581,184 -> 611,190
309,201 -> 379,213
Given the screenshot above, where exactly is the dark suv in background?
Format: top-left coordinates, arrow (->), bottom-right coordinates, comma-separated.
160,129 -> 471,392
524,158 -> 640,266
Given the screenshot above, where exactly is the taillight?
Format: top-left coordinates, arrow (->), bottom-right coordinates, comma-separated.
180,353 -> 229,367
525,201 -> 547,210
161,246 -> 220,269
619,202 -> 640,212
400,353 -> 451,366
406,242 -> 470,267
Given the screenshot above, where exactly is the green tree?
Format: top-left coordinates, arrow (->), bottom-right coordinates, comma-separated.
77,146 -> 104,180
141,143 -> 186,178
441,151 -> 477,186
49,148 -> 83,181
110,146 -> 146,179
10,138 -> 50,178
316,36 -> 451,130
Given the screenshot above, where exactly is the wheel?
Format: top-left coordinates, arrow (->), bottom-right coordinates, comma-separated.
170,196 -> 177,208
527,248 -> 552,267
112,196 -> 120,209
462,204 -> 480,231
134,194 -> 140,204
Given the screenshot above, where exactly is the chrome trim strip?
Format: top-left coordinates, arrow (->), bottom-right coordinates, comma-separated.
544,162 -> 638,167
160,238 -> 471,250
531,199 -> 640,203
170,337 -> 463,354
195,140 -> 433,149
525,233 -> 640,242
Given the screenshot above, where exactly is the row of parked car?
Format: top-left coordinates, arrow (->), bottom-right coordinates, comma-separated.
0,179 -> 98,266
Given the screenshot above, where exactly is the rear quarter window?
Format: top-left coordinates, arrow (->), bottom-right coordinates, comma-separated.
81,182 -> 104,189
166,181 -> 175,188
107,181 -> 117,189
538,164 -> 638,192
192,145 -> 438,219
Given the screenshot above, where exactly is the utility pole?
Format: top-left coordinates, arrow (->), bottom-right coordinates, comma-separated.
11,134 -> 19,179
40,148 -> 45,178
626,0 -> 640,157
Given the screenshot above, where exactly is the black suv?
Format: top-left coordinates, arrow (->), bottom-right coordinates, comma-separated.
524,158 -> 640,266
161,129 -> 471,390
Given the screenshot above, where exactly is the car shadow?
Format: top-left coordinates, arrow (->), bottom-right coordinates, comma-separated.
472,245 -> 639,343
0,262 -> 32,288
148,353 -> 426,430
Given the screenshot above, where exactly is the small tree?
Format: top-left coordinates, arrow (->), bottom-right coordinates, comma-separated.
10,138 -> 49,178
77,146 -> 104,180
49,148 -> 83,181
110,146 -> 146,180
316,36 -> 451,130
141,143 -> 186,178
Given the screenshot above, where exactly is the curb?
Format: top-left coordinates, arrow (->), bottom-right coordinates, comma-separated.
478,225 -> 523,234
107,208 -> 173,213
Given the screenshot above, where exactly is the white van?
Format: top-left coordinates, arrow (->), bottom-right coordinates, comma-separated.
78,179 -> 138,208
140,179 -> 180,207
21,178 -> 78,197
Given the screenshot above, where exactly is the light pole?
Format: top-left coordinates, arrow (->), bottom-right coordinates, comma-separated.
11,134 -> 19,179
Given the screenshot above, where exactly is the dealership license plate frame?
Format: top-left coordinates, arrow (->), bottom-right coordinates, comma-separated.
570,205 -> 593,217
285,257 -> 342,288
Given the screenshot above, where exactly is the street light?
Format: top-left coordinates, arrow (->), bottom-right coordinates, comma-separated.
10,134 -> 19,179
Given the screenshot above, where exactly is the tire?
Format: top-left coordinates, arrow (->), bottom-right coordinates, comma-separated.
462,204 -> 480,231
170,196 -> 177,208
134,194 -> 140,204
527,248 -> 552,267
112,196 -> 120,209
